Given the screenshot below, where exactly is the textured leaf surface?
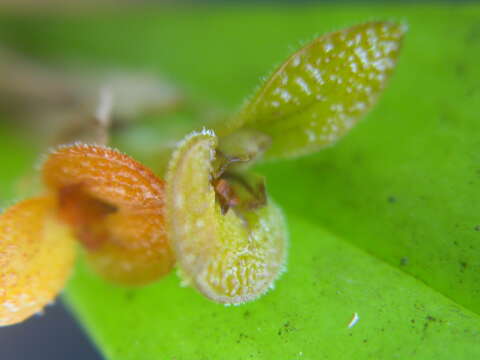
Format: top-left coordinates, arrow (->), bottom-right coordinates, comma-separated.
222,22 -> 405,160
0,4 -> 479,359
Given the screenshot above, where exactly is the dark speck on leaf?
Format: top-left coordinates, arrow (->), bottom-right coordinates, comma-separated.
237,333 -> 249,344
125,291 -> 136,302
423,316 -> 437,333
455,63 -> 466,77
400,257 -> 409,266
278,321 -> 296,336
474,225 -> 480,231
467,23 -> 480,44
387,196 -> 397,204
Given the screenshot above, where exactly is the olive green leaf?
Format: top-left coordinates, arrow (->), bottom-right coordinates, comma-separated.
220,22 -> 406,161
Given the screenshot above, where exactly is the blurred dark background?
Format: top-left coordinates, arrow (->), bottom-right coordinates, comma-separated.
0,301 -> 102,360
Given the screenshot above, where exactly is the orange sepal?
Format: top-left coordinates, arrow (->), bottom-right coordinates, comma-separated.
0,197 -> 76,326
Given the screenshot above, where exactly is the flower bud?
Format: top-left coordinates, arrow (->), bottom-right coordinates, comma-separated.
43,144 -> 173,285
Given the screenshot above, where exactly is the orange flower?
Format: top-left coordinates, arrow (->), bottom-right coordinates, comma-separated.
0,144 -> 173,326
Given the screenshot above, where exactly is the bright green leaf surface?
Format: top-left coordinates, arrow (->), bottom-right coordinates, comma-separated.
0,123 -> 38,204
1,3 -> 479,359
67,216 -> 480,360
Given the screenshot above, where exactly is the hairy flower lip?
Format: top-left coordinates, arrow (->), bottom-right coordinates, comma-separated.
166,129 -> 288,305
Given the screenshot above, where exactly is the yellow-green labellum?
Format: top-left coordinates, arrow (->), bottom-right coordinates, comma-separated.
166,129 -> 287,305
221,22 -> 407,160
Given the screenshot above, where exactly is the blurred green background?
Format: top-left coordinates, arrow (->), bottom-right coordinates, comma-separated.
1,1 -> 479,360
